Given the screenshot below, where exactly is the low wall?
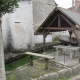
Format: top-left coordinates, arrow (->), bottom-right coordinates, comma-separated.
34,65 -> 80,80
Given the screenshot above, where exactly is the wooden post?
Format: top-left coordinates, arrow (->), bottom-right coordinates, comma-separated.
45,58 -> 48,70
58,14 -> 61,27
79,50 -> 80,63
79,55 -> 80,63
30,56 -> 33,66
43,31 -> 46,52
69,30 -> 72,45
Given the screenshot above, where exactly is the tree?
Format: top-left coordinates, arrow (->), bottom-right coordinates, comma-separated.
0,0 -> 20,80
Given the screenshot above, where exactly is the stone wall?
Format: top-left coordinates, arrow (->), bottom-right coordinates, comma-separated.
33,0 -> 56,32
2,0 -> 34,52
36,65 -> 80,80
33,0 -> 56,43
2,0 -> 56,52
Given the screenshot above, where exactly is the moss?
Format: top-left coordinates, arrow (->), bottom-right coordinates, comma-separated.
32,75 -> 39,79
35,62 -> 45,67
5,48 -> 57,71
59,77 -> 69,80
7,74 -> 17,80
5,56 -> 38,71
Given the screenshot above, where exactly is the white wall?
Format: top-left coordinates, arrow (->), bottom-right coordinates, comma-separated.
2,0 -> 34,51
34,34 -> 52,43
2,14 -> 10,50
9,1 -> 34,50
2,0 -> 55,52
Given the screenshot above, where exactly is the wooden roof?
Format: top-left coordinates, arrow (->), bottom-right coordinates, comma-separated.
36,7 -> 80,34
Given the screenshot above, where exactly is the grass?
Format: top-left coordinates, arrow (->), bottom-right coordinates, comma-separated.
5,56 -> 38,71
5,48 -> 56,71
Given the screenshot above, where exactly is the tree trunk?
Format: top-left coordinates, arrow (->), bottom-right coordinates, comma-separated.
0,18 -> 6,80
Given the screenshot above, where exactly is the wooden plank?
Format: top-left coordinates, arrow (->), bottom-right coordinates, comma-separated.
25,52 -> 54,59
25,52 -> 55,70
41,27 -> 75,30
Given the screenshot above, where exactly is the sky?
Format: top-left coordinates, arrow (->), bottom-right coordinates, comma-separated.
54,0 -> 72,8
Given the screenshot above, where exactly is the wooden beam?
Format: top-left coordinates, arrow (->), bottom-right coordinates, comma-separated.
41,14 -> 59,38
72,30 -> 80,42
61,14 -> 76,29
43,14 -> 59,38
41,27 -> 76,30
58,14 -> 61,27
44,30 -> 50,38
47,14 -> 58,27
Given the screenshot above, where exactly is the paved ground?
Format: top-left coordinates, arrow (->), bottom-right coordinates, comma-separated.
6,51 -> 80,80
69,74 -> 80,80
6,60 -> 65,80
49,51 -> 79,66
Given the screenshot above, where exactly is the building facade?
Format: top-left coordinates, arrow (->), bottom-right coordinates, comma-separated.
2,0 -> 56,52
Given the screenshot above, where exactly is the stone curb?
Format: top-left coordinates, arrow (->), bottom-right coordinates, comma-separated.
34,65 -> 80,80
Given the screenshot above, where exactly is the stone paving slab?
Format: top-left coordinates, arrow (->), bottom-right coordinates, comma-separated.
69,74 -> 80,80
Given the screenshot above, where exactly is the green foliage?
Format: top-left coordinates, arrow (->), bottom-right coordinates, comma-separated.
52,36 -> 59,42
0,0 -> 20,17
